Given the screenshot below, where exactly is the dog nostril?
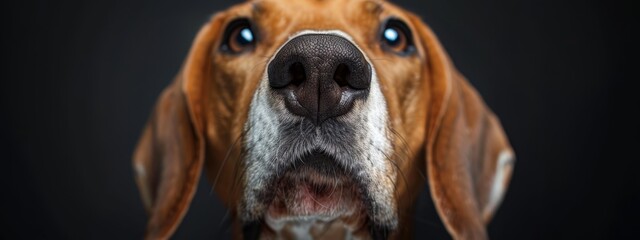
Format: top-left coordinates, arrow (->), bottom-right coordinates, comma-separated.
333,63 -> 350,88
288,62 -> 306,86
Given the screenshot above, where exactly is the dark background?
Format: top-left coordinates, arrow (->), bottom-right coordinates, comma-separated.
2,0 -> 637,239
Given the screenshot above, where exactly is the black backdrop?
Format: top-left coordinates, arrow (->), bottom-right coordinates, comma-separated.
2,0 -> 638,239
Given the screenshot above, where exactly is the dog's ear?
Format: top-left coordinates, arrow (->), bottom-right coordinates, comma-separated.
409,15 -> 515,239
132,14 -> 226,239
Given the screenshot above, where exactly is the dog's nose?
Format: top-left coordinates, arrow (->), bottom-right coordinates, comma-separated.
268,34 -> 371,125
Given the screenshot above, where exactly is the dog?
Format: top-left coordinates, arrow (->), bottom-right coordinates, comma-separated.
132,0 -> 515,239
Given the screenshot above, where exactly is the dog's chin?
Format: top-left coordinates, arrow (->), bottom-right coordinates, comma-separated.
264,151 -> 367,225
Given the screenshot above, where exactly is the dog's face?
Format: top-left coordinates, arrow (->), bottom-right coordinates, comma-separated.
133,0 -> 515,239
211,1 -> 427,236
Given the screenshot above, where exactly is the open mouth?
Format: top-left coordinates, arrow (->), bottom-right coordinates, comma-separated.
265,151 -> 366,221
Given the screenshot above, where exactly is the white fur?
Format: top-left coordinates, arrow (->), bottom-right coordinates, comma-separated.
484,150 -> 514,218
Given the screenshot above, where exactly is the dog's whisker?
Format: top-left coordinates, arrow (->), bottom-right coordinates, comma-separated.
227,127 -> 252,200
258,54 -> 275,59
216,209 -> 232,236
390,127 -> 427,181
384,172 -> 400,201
249,58 -> 272,72
328,179 -> 339,199
310,193 -> 328,209
211,132 -> 245,195
374,144 -> 410,194
229,150 -> 250,197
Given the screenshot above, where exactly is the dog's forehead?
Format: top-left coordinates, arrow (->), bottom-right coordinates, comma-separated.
256,0 -> 376,28
225,0 -> 410,33
250,0 -> 382,15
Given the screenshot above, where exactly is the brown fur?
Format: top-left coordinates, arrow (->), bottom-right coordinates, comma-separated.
132,0 -> 514,239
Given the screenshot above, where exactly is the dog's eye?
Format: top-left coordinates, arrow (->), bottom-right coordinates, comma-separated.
380,19 -> 415,55
221,19 -> 256,53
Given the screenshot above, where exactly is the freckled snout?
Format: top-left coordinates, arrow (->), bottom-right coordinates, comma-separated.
268,34 -> 371,125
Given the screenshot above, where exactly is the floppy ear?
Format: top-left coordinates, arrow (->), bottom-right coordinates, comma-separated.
132,14 -> 226,239
409,16 -> 516,239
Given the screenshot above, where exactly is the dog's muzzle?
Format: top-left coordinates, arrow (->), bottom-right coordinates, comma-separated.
268,34 -> 372,125
242,31 -> 396,238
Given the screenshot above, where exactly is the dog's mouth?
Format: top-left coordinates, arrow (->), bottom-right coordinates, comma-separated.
264,151 -> 367,223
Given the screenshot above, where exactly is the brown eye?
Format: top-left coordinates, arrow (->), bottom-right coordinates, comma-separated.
221,19 -> 256,54
380,19 -> 415,55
